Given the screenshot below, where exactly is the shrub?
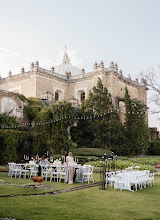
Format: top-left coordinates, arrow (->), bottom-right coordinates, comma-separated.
74,156 -> 99,165
148,140 -> 160,155
85,157 -> 157,172
70,148 -> 112,157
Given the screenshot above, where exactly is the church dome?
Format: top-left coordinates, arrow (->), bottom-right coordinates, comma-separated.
54,52 -> 81,76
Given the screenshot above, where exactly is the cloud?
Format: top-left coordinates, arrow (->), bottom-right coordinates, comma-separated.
0,47 -> 22,57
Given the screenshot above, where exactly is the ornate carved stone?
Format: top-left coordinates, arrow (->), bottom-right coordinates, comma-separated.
99,60 -> 104,68
8,71 -> 12,77
94,61 -> 97,70
50,66 -> 55,73
114,63 -> 118,72
109,61 -> 114,69
119,69 -> 123,76
128,74 -> 131,80
35,60 -> 39,67
30,62 -> 34,72
21,67 -> 25,74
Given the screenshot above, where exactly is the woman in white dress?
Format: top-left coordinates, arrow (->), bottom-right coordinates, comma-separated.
66,152 -> 75,184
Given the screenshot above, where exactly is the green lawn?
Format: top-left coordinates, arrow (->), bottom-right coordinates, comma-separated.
0,172 -> 160,220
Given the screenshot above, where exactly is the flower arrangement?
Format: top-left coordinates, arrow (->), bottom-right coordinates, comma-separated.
52,159 -> 62,166
28,160 -> 36,165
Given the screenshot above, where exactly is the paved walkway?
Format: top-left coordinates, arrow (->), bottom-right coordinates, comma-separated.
0,182 -> 100,198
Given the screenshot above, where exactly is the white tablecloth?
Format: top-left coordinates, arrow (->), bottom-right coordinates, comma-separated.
75,165 -> 89,182
114,170 -> 150,191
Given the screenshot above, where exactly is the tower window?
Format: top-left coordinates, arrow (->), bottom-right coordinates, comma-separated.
55,92 -> 59,101
81,92 -> 85,102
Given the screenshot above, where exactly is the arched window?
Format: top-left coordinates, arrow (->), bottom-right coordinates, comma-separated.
55,92 -> 59,101
81,92 -> 85,102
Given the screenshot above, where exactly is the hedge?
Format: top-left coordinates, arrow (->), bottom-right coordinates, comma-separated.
70,148 -> 112,157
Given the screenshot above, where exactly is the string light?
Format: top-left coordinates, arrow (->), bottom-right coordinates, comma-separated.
0,109 -> 146,129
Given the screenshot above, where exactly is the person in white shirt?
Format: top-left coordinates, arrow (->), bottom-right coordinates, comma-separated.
38,154 -> 49,176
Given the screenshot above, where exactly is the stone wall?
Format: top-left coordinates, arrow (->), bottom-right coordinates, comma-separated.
0,89 -> 25,119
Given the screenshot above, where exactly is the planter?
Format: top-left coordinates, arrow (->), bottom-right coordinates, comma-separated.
32,176 -> 44,183
155,162 -> 160,170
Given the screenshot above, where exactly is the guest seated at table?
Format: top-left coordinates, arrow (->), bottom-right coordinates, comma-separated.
66,152 -> 75,184
38,154 -> 50,176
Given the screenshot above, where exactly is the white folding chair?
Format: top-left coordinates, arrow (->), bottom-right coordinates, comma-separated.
20,164 -> 30,179
106,172 -> 115,188
41,165 -> 52,181
149,173 -> 155,187
82,165 -> 94,183
114,175 -> 124,191
50,167 -> 58,182
29,165 -> 38,179
130,176 -> 142,191
59,166 -> 67,183
8,163 -> 16,177
142,171 -> 150,188
11,164 -> 21,178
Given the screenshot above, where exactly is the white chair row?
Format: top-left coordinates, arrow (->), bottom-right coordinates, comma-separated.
41,165 -> 67,183
8,163 -> 94,184
105,170 -> 155,191
9,163 -> 38,179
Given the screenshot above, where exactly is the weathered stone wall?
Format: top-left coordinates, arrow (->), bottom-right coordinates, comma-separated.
0,90 -> 25,119
0,72 -> 37,98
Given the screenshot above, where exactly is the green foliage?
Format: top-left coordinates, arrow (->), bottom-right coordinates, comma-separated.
70,148 -> 111,157
34,100 -> 75,155
71,78 -> 126,154
148,140 -> 160,155
16,93 -> 28,103
0,130 -> 30,164
128,155 -> 160,166
24,97 -> 44,121
124,87 -> 150,155
0,113 -> 19,128
82,78 -> 112,114
85,156 -> 158,172
0,81 -> 154,164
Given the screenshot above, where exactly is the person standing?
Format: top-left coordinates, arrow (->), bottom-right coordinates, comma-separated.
66,152 -> 75,184
64,150 -> 68,162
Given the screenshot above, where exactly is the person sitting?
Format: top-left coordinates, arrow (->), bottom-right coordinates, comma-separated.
66,152 -> 75,184
38,154 -> 49,176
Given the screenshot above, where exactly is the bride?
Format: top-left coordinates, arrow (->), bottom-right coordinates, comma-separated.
66,152 -> 75,184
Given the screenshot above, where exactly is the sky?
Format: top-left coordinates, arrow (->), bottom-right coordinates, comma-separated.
0,0 -> 159,130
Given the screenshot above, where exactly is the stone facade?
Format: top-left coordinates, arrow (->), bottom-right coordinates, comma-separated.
0,89 -> 25,119
0,52 -> 148,124
150,127 -> 160,140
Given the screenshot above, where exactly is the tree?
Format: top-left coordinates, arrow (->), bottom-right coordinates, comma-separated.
71,78 -> 126,154
34,100 -> 75,155
0,113 -> 19,129
124,87 -> 150,155
139,66 -> 160,114
24,97 -> 44,122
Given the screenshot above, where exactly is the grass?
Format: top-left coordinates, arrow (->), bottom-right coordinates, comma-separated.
0,172 -> 92,195
0,172 -> 160,220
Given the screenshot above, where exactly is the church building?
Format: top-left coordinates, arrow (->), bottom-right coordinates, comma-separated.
0,51 -> 148,123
